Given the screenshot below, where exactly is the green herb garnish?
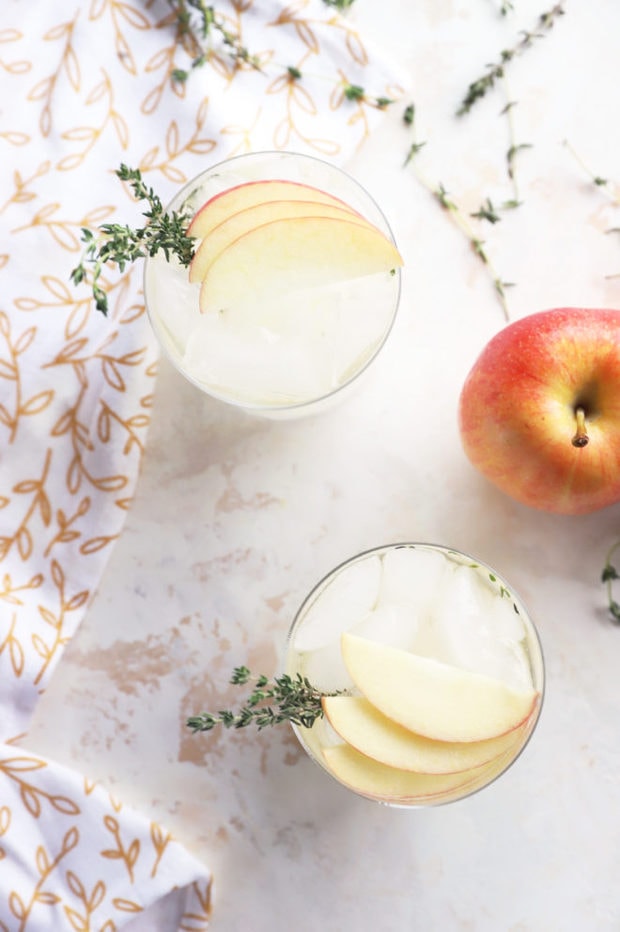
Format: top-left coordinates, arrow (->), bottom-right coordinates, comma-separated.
170,0 -> 262,82
321,0 -> 357,8
602,540 -> 620,623
70,164 -> 195,316
457,3 -> 566,115
187,666 -> 332,733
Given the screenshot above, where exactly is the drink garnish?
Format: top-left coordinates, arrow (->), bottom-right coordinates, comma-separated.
70,164 -> 195,316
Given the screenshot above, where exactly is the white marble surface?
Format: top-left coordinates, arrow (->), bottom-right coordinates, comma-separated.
28,1 -> 620,929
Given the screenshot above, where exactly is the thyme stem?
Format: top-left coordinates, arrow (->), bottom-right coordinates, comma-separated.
403,105 -> 511,321
602,540 -> 620,623
187,667 -> 336,733
69,165 -> 195,316
457,3 -> 566,116
563,139 -> 620,205
170,0 -> 262,81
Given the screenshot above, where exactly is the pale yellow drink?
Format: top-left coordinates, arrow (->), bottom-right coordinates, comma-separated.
285,543 -> 544,807
143,151 -> 401,419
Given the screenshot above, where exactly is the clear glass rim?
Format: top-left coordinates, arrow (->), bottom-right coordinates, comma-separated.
286,541 -> 546,809
143,149 -> 402,414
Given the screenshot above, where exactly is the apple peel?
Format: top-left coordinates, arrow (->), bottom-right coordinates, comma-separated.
322,694 -> 526,774
322,743 -> 494,802
188,200 -> 368,284
197,215 -> 403,313
340,633 -> 539,743
187,179 -> 362,239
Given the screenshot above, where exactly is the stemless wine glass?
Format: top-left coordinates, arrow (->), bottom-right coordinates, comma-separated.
143,150 -> 402,420
285,543 -> 545,807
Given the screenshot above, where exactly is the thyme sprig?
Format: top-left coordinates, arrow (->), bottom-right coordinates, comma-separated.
70,165 -> 195,316
457,3 -> 566,115
343,82 -> 394,109
168,0 -> 394,112
170,0 -> 262,82
402,104 -> 512,320
602,540 -> 620,623
402,103 -> 426,166
563,139 -> 619,203
187,667 -> 332,733
563,140 -> 620,279
500,90 -> 528,206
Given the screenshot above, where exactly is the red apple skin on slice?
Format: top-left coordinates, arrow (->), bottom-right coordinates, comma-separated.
188,200 -> 370,284
321,744 -> 492,802
321,695 -> 528,774
187,179 -> 363,239
322,743 -> 521,804
197,215 -> 403,313
340,633 -> 539,744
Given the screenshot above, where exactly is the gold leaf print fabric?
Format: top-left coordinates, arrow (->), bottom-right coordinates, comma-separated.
1,0 -> 404,926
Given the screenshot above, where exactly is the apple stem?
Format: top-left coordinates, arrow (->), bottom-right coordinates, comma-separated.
571,406 -> 589,448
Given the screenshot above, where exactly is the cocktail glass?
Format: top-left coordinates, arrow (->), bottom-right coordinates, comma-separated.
285,542 -> 544,807
143,150 -> 401,419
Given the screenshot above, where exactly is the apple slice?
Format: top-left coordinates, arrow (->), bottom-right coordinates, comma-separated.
322,743 -> 492,801
188,199 -> 367,284
188,179 -> 362,239
341,633 -> 539,743
198,216 -> 403,313
322,695 -> 526,774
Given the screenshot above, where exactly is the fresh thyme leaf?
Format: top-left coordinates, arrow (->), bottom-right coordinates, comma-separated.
602,540 -> 620,623
169,0 -> 392,111
507,142 -> 533,179
341,83 -> 394,110
402,102 -> 427,167
434,184 -> 457,212
457,3 -> 566,115
418,179 -> 512,320
170,0 -> 262,77
69,164 -> 195,316
404,141 -> 426,166
563,140 -> 620,277
343,83 -> 366,102
471,198 -> 502,224
563,140 -> 615,197
188,668 -> 339,733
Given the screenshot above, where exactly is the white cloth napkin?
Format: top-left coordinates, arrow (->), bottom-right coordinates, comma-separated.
0,0 -> 405,926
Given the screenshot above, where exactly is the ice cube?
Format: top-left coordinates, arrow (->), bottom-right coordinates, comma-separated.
330,273 -> 395,381
429,563 -> 532,690
146,255 -> 202,355
296,644 -> 352,695
183,312 -> 333,404
378,545 -> 447,607
292,554 -> 382,652
351,603 -> 419,651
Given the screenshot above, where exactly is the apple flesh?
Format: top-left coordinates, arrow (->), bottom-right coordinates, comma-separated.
322,743 -> 492,801
187,179 -> 361,239
340,633 -> 538,743
197,215 -> 403,313
458,307 -> 620,514
322,695 -> 525,774
188,199 -> 366,284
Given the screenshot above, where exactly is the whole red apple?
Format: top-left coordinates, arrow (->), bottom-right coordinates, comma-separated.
458,307 -> 620,515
